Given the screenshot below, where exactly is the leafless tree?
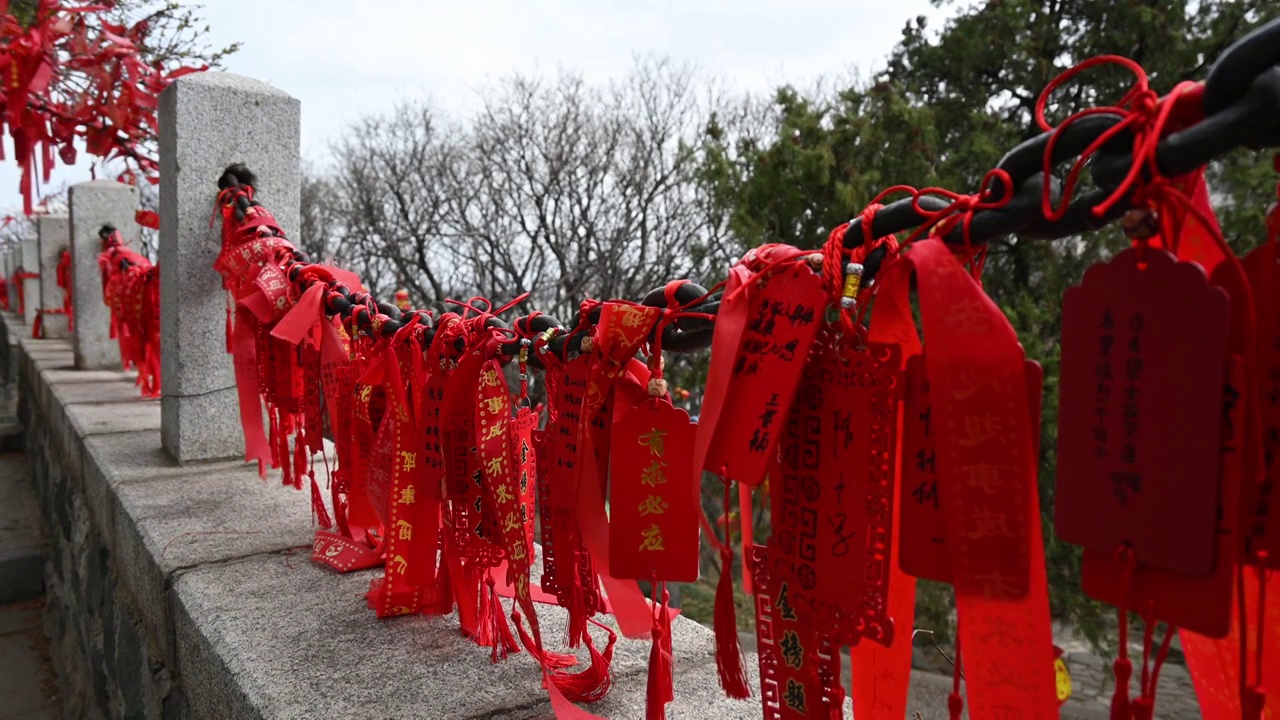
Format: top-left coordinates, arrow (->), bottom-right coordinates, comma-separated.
321,57 -> 740,323
328,103 -> 468,306
455,57 -> 734,321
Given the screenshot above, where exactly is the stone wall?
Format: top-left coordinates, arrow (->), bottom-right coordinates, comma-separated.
12,324 -> 183,720
0,310 -> 760,720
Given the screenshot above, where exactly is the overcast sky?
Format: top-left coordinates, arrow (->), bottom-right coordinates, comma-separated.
0,0 -> 951,212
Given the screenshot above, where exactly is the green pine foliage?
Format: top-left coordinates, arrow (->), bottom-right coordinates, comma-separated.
696,0 -> 1280,651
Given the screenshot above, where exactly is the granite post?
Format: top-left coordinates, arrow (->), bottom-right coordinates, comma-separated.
159,73 -> 300,462
69,181 -> 137,369
36,214 -> 71,339
20,237 -> 39,326
7,245 -> 19,314
2,249 -> 11,311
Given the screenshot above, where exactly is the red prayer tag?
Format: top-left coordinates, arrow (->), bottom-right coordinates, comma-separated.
608,397 -> 698,582
311,530 -> 383,572
476,360 -> 514,553
536,355 -> 603,622
899,357 -> 1044,584
699,261 -> 825,487
1056,245 -> 1230,576
771,336 -> 900,647
1082,354 -> 1246,638
1241,243 -> 1280,565
751,544 -> 841,720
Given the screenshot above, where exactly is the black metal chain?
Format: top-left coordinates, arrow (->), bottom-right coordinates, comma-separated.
214,16 -> 1280,361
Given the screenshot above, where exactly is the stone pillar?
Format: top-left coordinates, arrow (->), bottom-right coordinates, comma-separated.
2,249 -> 11,311
159,73 -> 300,463
7,245 -> 19,314
36,214 -> 71,339
69,181 -> 138,369
20,237 -> 39,326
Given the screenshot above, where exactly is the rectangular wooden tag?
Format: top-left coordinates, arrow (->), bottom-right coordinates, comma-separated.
702,262 -> 825,486
609,398 -> 698,582
1082,354 -> 1245,638
899,356 -> 1044,584
1057,246 -> 1230,576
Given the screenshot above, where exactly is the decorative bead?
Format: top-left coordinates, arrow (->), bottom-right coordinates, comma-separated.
1122,208 -> 1159,239
841,262 -> 864,311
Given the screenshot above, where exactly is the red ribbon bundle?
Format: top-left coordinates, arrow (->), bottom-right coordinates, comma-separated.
0,1 -> 206,213
11,267 -> 36,316
33,246 -> 72,338
97,229 -> 158,395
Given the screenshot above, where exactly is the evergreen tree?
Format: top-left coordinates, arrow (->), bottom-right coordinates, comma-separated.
700,0 -> 1280,647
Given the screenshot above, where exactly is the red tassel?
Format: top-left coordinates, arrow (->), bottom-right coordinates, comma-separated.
713,482 -> 751,699
1110,656 -> 1132,720
309,471 -> 332,529
512,609 -> 578,669
646,583 -> 674,720
474,573 -> 493,647
553,618 -> 617,704
567,550 -> 590,649
293,435 -> 307,490
484,575 -> 519,663
225,302 -> 233,353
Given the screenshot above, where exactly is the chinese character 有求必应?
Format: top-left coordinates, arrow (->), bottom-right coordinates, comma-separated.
502,511 -> 522,534
639,428 -> 667,456
486,456 -> 507,476
641,459 -> 668,487
494,483 -> 514,504
640,524 -> 665,551
639,494 -> 670,516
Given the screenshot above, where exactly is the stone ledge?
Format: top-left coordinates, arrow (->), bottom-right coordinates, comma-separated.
0,310 -> 759,719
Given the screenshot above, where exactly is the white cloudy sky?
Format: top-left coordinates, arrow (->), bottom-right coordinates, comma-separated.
0,0 -> 952,212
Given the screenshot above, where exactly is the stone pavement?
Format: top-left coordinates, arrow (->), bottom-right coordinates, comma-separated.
1056,633 -> 1203,719
0,381 -> 62,720
0,598 -> 61,720
733,625 -> 1206,718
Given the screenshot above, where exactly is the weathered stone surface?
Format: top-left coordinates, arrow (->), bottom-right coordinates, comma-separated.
159,72 -> 300,463
20,237 -> 40,327
42,367 -> 137,385
159,389 -> 244,464
51,380 -> 155,407
95,432 -> 313,658
173,551 -> 721,719
69,181 -> 138,370
19,350 -> 178,720
65,401 -> 161,438
35,214 -> 71,340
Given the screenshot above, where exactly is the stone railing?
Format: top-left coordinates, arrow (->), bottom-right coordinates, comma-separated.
0,71 -> 757,719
